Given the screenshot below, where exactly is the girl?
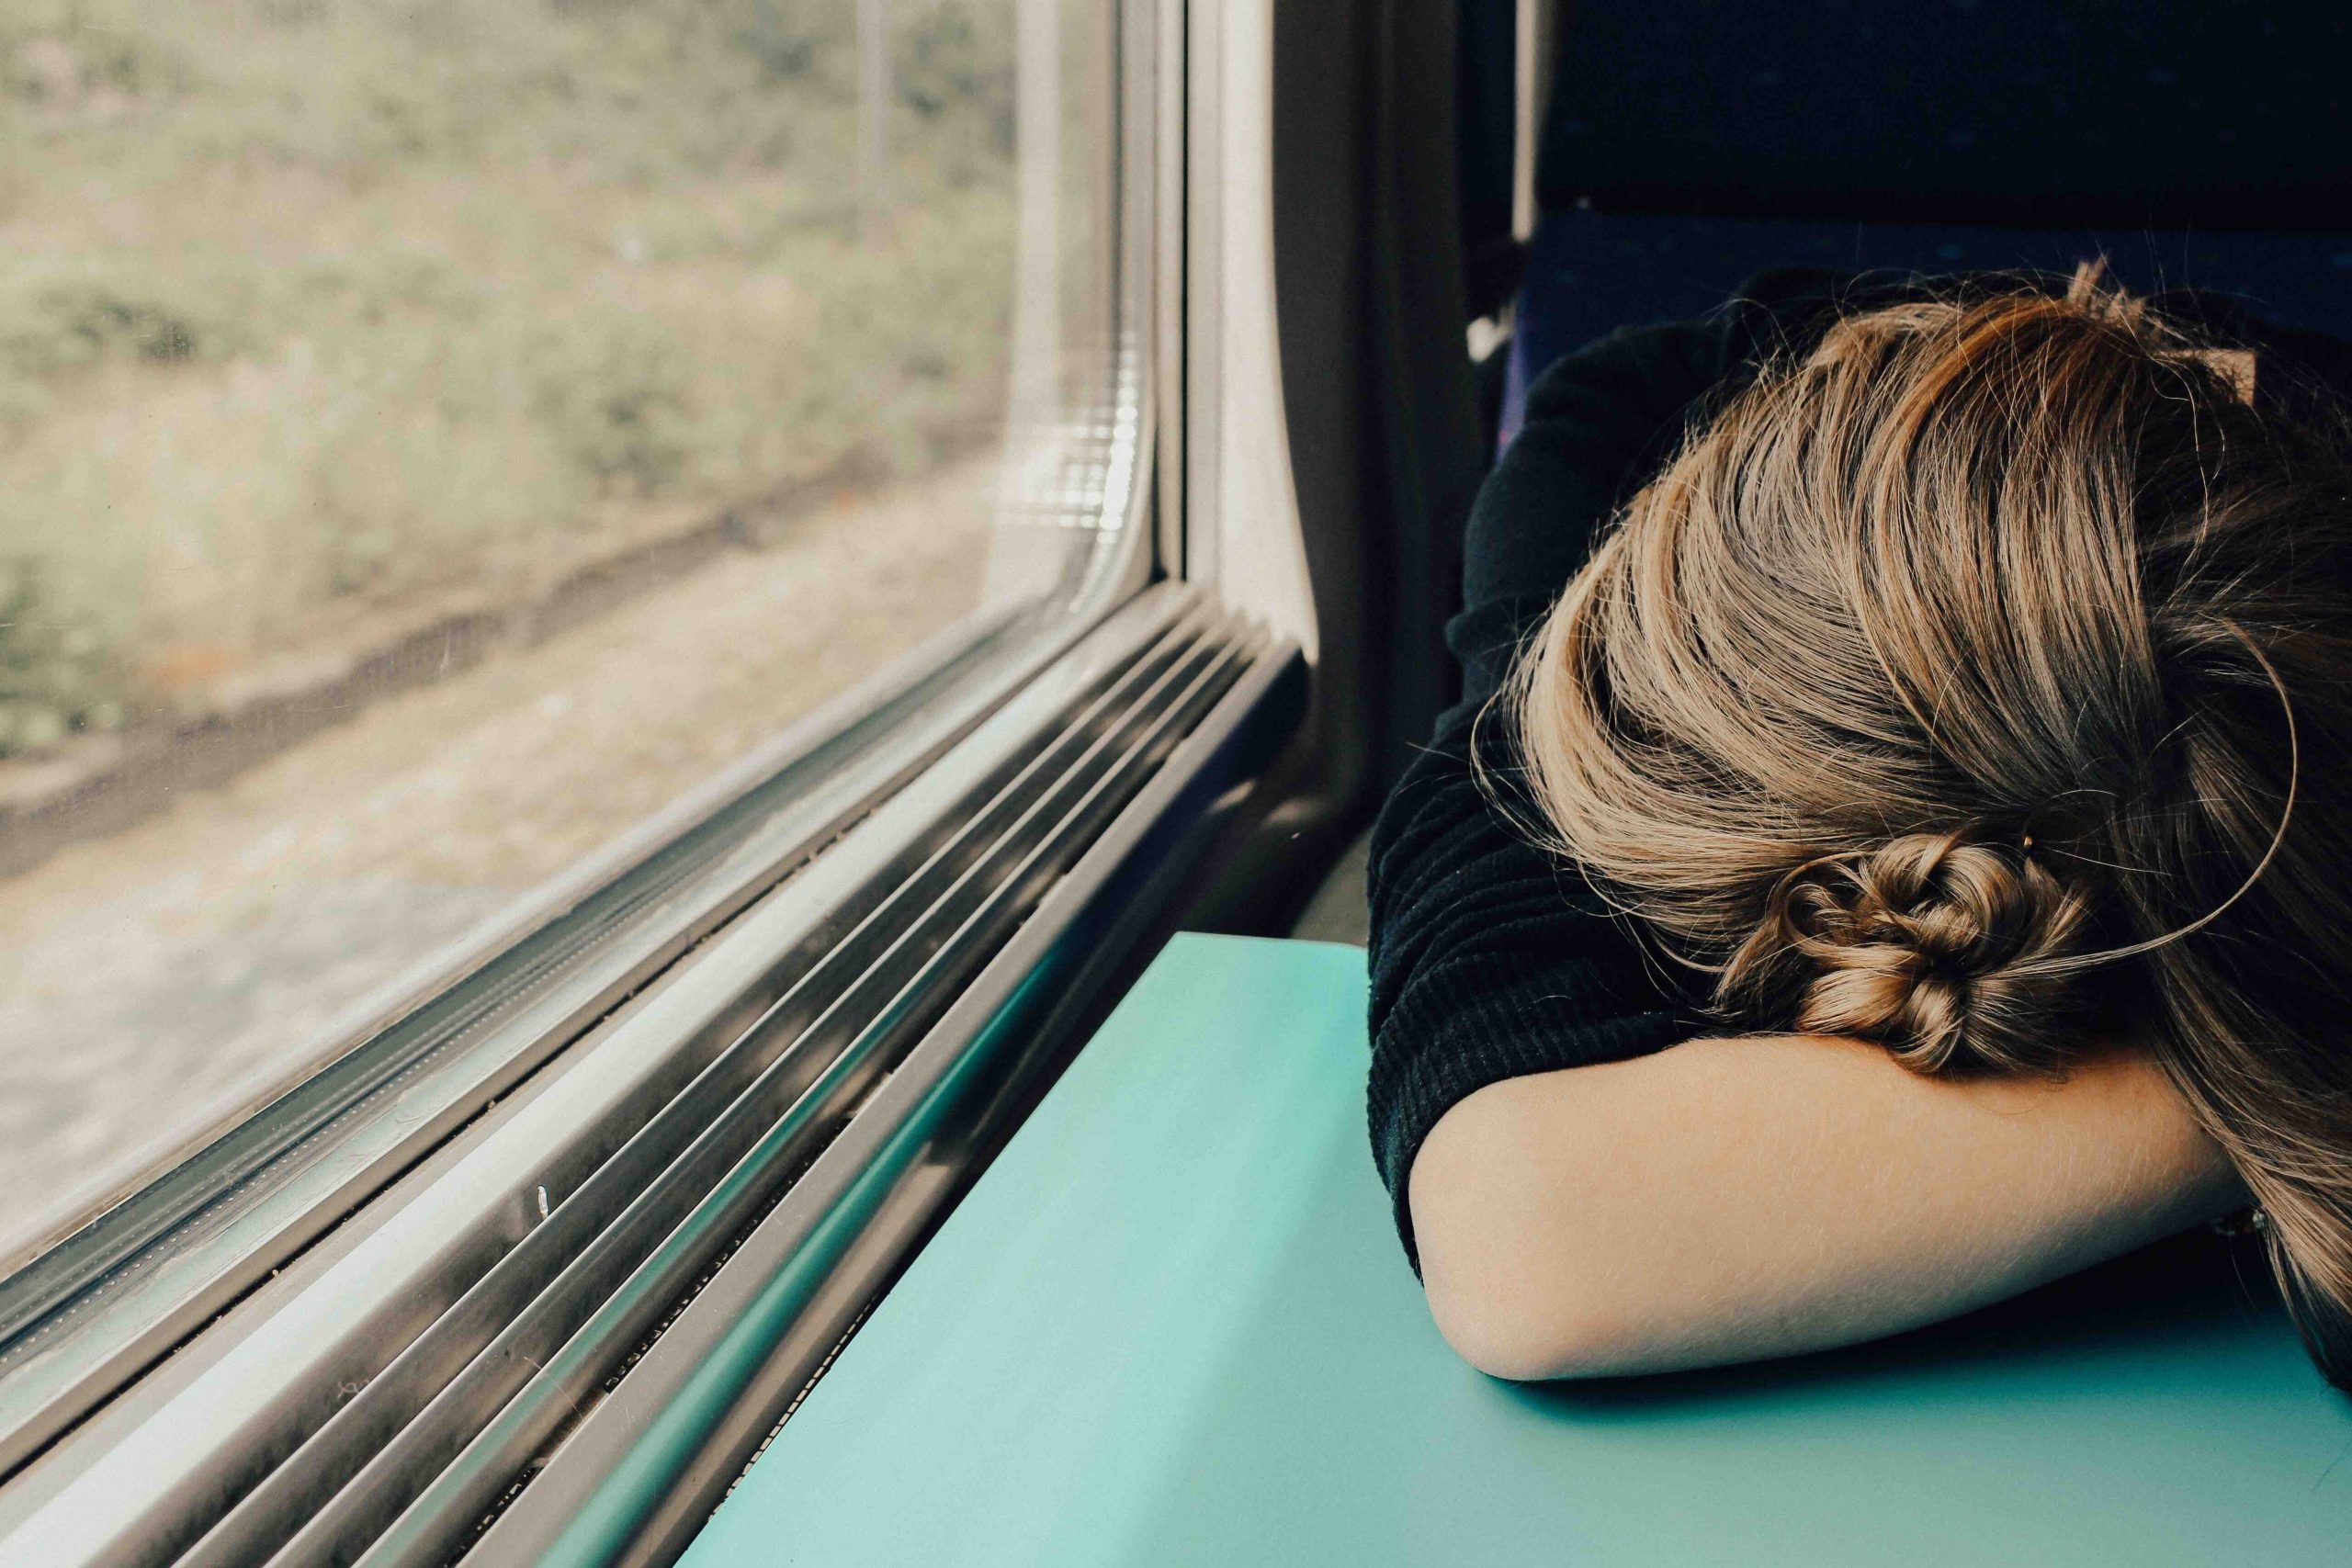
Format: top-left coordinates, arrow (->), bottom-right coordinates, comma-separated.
1367,265 -> 2352,1387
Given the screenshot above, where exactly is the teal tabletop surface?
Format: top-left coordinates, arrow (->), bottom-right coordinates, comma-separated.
683,932 -> 2352,1566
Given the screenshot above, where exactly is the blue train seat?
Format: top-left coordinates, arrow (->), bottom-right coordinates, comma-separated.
1501,3 -> 2352,446
1503,215 -> 2352,448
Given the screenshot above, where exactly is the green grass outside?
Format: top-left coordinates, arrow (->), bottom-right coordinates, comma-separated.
0,0 -> 1027,755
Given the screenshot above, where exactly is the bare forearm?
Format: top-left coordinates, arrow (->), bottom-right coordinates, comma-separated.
1408,1033 -> 2245,1381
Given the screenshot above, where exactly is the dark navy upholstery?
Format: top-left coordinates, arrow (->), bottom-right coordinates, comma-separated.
1502,5 -> 2352,448
1502,214 -> 2352,447
1539,4 -> 2352,230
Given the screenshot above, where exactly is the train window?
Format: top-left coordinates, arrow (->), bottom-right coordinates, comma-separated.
0,0 -> 1135,1258
0,0 -> 1317,1558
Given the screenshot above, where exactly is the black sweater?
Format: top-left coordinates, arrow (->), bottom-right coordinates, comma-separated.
1362,289 -> 1783,1270
1363,268 -> 2352,1269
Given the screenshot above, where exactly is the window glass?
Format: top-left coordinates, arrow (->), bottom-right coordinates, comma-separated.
0,0 -> 1131,1246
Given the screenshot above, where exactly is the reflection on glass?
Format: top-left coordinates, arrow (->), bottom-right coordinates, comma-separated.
0,0 -> 1122,1247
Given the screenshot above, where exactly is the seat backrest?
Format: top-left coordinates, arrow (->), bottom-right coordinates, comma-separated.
1540,3 -> 2352,231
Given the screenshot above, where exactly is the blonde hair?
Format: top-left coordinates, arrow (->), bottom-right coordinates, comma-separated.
1501,265 -> 2352,1385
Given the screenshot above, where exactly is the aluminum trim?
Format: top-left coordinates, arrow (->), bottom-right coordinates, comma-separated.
476,637 -> 1302,1568
177,614 -> 1238,1568
331,631 -> 1261,1568
1182,0 -> 1225,589
1153,0 -> 1188,582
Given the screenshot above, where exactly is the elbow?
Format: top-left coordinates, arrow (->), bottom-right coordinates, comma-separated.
1425,1294 -> 1545,1382
1408,1078 -> 1647,1382
1421,1269 -> 1635,1382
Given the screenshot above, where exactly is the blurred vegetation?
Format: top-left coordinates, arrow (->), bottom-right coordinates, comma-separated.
0,0 -> 1026,755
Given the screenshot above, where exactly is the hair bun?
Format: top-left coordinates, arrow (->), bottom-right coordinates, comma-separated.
1726,832 -> 2094,1075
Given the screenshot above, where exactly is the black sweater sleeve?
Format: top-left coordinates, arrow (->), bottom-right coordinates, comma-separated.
1364,277 -> 1849,1270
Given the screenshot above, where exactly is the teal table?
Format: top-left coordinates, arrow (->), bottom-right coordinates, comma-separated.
684,934 -> 2352,1565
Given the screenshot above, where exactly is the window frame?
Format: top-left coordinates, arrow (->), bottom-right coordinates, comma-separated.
0,0 -> 1210,1518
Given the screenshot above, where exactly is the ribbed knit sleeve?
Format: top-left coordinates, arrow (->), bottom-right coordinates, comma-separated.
1365,276 -> 1851,1270
1365,700 -> 1695,1270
